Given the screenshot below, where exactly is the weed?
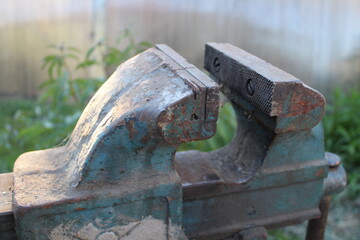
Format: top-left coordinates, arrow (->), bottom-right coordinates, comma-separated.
0,31 -> 151,172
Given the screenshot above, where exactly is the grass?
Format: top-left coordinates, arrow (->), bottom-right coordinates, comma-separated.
323,88 -> 360,199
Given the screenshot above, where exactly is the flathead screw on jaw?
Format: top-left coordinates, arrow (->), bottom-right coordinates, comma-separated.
213,57 -> 221,72
246,79 -> 255,96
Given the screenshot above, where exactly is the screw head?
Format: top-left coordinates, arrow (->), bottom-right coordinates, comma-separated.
213,57 -> 221,72
325,152 -> 341,168
246,79 -> 255,96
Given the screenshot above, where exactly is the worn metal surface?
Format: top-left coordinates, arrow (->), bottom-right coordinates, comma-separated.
175,43 -> 330,240
11,44 -> 219,239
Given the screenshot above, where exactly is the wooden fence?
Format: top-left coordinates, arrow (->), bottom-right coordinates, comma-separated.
1,0 -> 360,98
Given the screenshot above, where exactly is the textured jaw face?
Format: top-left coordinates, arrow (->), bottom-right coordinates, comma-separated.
205,42 -> 325,133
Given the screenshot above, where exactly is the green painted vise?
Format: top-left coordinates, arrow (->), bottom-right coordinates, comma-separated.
0,43 -> 346,240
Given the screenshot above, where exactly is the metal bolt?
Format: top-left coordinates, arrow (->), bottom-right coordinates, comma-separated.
213,57 -> 221,72
325,152 -> 341,168
246,79 -> 255,96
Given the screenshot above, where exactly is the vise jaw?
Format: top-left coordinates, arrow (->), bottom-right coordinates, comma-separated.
175,43 -> 346,239
10,45 -> 218,239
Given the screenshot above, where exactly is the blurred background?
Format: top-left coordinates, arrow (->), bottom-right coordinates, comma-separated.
0,1 -> 359,239
1,0 -> 360,98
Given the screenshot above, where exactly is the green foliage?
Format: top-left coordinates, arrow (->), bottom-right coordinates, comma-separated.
179,102 -> 236,152
0,100 -> 34,171
0,31 -> 152,173
268,229 -> 300,240
323,87 -> 360,198
103,29 -> 152,74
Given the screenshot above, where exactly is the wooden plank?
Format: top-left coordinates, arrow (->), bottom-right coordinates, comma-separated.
0,173 -> 13,214
0,172 -> 17,239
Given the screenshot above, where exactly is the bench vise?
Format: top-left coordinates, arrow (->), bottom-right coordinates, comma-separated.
0,43 -> 346,240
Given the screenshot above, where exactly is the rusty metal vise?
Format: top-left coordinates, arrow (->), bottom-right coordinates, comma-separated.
0,43 -> 346,240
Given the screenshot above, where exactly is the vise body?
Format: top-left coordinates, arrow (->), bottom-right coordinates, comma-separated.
0,43 -> 346,240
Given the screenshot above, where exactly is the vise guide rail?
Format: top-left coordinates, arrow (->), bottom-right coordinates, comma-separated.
0,43 -> 346,240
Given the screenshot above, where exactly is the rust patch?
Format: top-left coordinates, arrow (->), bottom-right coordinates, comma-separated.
75,207 -> 86,211
315,168 -> 325,177
141,135 -> 149,144
126,119 -> 137,140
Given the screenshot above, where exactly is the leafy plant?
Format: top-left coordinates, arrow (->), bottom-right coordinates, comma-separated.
323,87 -> 360,198
179,102 -> 236,152
40,29 -> 152,109
268,229 -> 300,240
0,31 -> 152,173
